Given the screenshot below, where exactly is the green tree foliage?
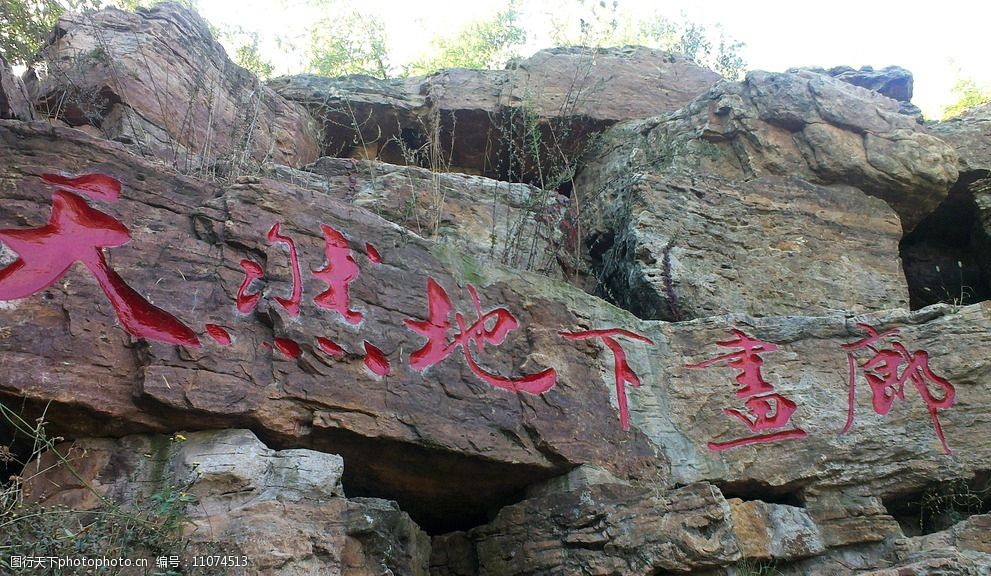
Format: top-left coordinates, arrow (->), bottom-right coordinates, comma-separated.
635,16 -> 746,80
943,75 -> 991,119
0,0 -> 197,65
404,2 -> 526,75
222,26 -> 274,79
0,0 -> 97,64
307,7 -> 390,79
546,1 -> 747,80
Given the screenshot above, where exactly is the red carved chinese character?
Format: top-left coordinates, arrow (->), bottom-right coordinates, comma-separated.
404,278 -> 557,394
236,259 -> 264,314
316,336 -> 346,358
842,323 -> 956,454
264,337 -> 301,359
266,223 -> 302,317
687,329 -> 806,451
0,174 -> 199,348
313,224 -> 363,325
559,328 -> 655,431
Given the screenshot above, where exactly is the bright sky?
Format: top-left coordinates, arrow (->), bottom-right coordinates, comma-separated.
195,0 -> 991,119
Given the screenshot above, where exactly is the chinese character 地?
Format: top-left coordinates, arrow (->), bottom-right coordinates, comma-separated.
686,329 -> 807,451
841,323 -> 956,454
404,278 -> 557,394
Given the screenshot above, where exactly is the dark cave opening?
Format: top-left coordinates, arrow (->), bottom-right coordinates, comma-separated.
900,173 -> 991,309
883,471 -> 991,537
715,478 -> 807,508
302,426 -> 564,535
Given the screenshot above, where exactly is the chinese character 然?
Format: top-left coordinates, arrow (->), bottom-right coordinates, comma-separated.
686,329 -> 807,451
0,173 -> 199,347
559,328 -> 654,431
404,278 -> 556,394
842,323 -> 956,454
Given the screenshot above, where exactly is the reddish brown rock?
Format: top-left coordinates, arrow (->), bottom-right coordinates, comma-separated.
2,118 -> 991,552
0,119 -> 665,534
23,3 -> 319,172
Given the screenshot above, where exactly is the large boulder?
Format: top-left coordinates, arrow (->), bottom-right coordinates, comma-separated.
23,3 -> 320,172
269,47 -> 722,183
17,429 -> 431,576
571,69 -> 959,320
633,70 -> 957,229
792,65 -> 922,118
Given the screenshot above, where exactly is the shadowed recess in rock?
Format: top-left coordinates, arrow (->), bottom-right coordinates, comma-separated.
715,479 -> 807,508
883,471 -> 991,537
303,426 -> 564,534
901,172 -> 991,309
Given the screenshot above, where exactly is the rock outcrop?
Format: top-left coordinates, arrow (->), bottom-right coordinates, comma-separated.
23,3 -> 319,172
793,65 -> 922,118
269,47 -> 721,183
1,4 -> 990,575
20,430 -> 431,575
264,157 -> 569,277
572,69 -> 958,321
903,104 -> 991,309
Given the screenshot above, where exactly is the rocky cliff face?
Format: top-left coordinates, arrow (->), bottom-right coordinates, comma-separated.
1,4 -> 990,576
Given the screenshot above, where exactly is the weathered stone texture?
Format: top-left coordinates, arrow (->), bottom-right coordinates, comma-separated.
0,56 -> 34,121
435,469 -> 740,575
572,68 -> 959,321
270,46 -> 722,182
21,430 -> 431,576
23,3 -> 319,171
578,172 -> 908,321
264,157 -> 568,277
